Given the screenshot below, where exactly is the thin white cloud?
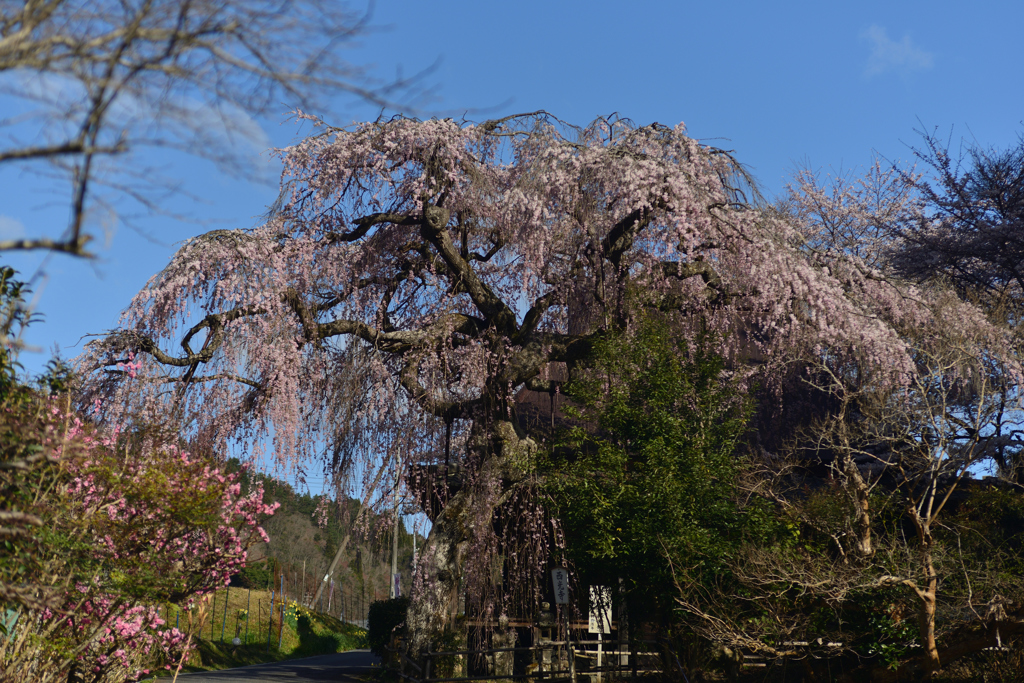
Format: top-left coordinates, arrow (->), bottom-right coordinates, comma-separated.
862,25 -> 934,77
0,215 -> 26,240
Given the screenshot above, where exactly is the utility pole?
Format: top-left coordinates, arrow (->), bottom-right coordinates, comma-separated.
390,452 -> 401,599
311,455 -> 392,608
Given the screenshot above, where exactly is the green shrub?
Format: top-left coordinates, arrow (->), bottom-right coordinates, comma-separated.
237,561 -> 273,590
367,597 -> 409,658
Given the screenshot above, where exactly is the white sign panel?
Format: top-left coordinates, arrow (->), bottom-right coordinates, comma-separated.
551,568 -> 569,605
589,585 -> 612,634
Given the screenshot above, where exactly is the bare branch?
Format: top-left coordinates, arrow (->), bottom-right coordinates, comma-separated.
0,235 -> 92,255
1,0 -> 430,257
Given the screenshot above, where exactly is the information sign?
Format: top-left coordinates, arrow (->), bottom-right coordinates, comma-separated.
588,585 -> 612,634
551,568 -> 569,605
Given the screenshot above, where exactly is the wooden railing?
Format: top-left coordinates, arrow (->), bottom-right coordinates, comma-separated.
384,639 -> 670,683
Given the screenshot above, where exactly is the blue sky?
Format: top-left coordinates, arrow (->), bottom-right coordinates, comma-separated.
1,0 -> 1021,490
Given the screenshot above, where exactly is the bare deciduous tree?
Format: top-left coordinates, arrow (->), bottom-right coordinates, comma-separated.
0,0 -> 425,256
892,128 -> 1024,322
673,165 -> 1024,679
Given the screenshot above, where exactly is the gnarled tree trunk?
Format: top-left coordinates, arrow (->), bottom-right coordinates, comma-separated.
406,417 -> 535,662
407,485 -> 471,659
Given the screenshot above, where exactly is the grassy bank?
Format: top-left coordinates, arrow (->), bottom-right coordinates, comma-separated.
145,587 -> 367,678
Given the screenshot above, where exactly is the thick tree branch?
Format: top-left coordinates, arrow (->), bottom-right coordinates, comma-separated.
0,235 -> 92,256
517,290 -> 559,342
108,371 -> 261,388
399,352 -> 481,420
317,312 -> 487,354
100,301 -> 264,370
327,212 -> 419,243
660,258 -> 724,291
499,331 -> 596,393
467,233 -> 505,262
601,205 -> 657,267
0,140 -> 125,163
419,202 -> 519,335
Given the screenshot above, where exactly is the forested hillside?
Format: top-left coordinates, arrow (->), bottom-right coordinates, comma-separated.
234,465 -> 423,625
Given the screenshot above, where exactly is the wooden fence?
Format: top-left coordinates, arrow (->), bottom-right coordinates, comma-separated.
385,638 -> 674,683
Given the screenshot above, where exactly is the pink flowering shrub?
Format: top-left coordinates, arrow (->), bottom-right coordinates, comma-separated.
0,394 -> 278,683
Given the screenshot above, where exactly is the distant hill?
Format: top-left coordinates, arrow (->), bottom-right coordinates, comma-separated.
231,462 -> 422,624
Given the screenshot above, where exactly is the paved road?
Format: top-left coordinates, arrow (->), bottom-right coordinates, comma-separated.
174,649 -> 380,682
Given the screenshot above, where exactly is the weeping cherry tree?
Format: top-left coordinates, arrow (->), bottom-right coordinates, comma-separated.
80,112 -> 1013,661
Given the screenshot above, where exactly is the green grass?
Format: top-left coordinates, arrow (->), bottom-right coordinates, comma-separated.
142,588 -> 367,679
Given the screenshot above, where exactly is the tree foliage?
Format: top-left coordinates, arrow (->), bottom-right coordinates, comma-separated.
0,391 -> 279,681
0,266 -> 37,391
680,137 -> 1024,679
892,128 -> 1024,320
544,318 -> 759,618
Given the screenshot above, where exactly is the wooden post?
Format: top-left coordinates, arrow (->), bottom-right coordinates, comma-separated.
278,573 -> 285,649
391,454 -> 401,600
221,587 -> 229,642
566,607 -> 576,683
618,579 -> 629,671
268,590 -> 274,651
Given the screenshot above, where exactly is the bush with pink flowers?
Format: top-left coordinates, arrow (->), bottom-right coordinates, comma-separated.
0,388 -> 278,682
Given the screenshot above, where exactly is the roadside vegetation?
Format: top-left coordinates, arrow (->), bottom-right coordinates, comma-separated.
145,588 -> 367,678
